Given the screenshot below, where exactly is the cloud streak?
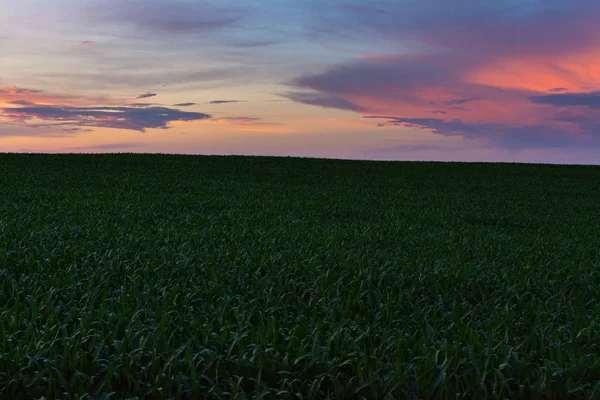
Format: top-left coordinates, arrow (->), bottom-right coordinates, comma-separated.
444,97 -> 481,106
0,86 -> 125,106
173,103 -> 196,107
90,0 -> 245,35
136,92 -> 157,99
207,100 -> 244,104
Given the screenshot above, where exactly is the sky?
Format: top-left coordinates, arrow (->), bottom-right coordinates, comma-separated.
1,0 -> 600,164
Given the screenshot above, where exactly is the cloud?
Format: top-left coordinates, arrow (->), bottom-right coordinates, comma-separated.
207,100 -> 244,104
552,109 -> 600,133
308,1 -> 600,58
62,127 -> 94,133
278,92 -> 365,112
444,97 -> 481,106
291,56 -> 453,98
1,104 -> 211,132
0,123 -> 72,138
227,39 -> 281,48
363,116 -> 589,149
285,53 -> 533,120
130,102 -> 158,107
91,0 -> 245,35
217,117 -> 261,122
370,143 -> 461,153
8,100 -> 35,106
213,117 -> 281,126
284,1 -> 600,150
44,67 -> 252,91
530,91 -> 600,108
208,116 -> 289,133
75,40 -> 96,45
173,103 -> 197,107
0,85 -> 125,106
0,86 -> 42,95
136,92 -> 157,99
549,87 -> 569,93
61,142 -> 141,152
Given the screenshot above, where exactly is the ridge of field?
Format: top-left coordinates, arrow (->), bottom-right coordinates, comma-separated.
1,154 -> 600,399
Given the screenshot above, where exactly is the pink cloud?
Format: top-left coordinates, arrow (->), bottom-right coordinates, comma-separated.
287,1 -> 600,149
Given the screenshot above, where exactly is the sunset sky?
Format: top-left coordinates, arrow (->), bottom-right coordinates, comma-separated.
1,0 -> 600,163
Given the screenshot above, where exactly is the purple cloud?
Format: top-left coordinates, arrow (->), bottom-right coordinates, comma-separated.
2,104 -> 211,132
207,100 -> 244,104
292,56 -> 453,98
363,116 -> 591,149
136,92 -> 157,99
444,97 -> 481,106
173,103 -> 197,107
530,91 -> 600,108
553,109 -> 600,133
279,92 -> 365,112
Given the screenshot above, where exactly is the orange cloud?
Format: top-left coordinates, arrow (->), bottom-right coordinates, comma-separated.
468,52 -> 600,94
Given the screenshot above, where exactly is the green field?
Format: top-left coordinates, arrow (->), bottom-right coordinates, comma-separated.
1,154 -> 600,399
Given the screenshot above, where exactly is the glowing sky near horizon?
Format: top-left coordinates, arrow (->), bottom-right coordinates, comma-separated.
1,0 -> 600,164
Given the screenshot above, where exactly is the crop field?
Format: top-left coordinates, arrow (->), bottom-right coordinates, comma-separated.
1,154 -> 600,399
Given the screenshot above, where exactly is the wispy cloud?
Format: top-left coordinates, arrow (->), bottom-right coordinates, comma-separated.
62,127 -> 94,133
173,103 -> 197,107
61,142 -> 141,152
209,116 -> 288,132
0,86 -> 125,106
90,0 -> 246,35
207,100 -> 244,104
0,86 -> 42,95
213,117 -> 278,125
136,92 -> 157,99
